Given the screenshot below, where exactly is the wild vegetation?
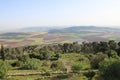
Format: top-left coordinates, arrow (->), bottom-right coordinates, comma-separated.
0,40 -> 120,80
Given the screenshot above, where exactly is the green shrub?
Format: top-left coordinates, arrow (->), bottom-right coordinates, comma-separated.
72,63 -> 83,72
90,53 -> 107,69
51,61 -> 65,71
109,50 -> 119,59
72,61 -> 90,73
29,53 -> 41,60
42,72 -> 51,76
42,60 -> 51,67
0,61 -> 9,79
39,50 -> 55,60
99,58 -> 120,80
83,71 -> 96,80
55,74 -> 72,79
11,61 -> 23,67
21,59 -> 41,70
18,54 -> 29,62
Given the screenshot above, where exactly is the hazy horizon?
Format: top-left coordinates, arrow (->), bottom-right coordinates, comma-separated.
1,0 -> 120,30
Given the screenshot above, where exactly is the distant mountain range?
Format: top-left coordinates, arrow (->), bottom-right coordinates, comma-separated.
18,26 -> 120,32
19,26 -> 63,32
48,26 -> 120,33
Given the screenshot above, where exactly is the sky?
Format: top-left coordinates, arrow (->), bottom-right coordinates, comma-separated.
0,0 -> 120,30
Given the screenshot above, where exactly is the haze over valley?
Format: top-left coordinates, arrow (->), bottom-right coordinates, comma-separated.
0,26 -> 120,47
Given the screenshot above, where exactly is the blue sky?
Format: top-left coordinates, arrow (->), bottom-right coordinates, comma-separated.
0,0 -> 120,30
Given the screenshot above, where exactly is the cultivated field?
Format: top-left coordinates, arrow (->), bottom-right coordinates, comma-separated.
0,29 -> 120,47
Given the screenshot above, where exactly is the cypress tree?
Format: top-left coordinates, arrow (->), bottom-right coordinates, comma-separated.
1,44 -> 5,61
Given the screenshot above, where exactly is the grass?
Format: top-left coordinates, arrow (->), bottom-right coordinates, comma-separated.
60,53 -> 91,70
8,70 -> 43,74
9,75 -> 42,80
9,73 -> 89,80
8,73 -> 99,80
60,53 -> 83,63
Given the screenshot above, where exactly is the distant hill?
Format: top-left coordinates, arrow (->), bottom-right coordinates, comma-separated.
0,32 -> 30,36
19,26 -> 63,32
16,26 -> 120,33
48,26 -> 120,33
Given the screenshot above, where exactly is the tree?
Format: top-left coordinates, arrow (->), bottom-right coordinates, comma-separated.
109,50 -> 119,59
0,44 -> 5,61
81,42 -> 94,53
90,52 -> 107,69
99,41 -> 109,53
105,50 -> 119,58
116,48 -> 120,56
99,58 -> 120,80
40,50 -> 54,60
92,42 -> 100,53
63,43 -> 70,53
108,40 -> 118,50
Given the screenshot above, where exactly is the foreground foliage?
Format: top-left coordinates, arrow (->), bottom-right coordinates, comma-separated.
0,61 -> 10,80
0,40 -> 120,80
99,58 -> 120,80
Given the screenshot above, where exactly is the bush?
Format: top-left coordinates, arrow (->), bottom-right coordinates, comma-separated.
42,72 -> 51,76
0,61 -> 9,79
83,71 -> 96,80
51,61 -> 65,71
18,54 -> 29,62
55,74 -> 72,79
109,50 -> 119,59
90,52 -> 107,69
42,60 -> 51,67
72,63 -> 83,72
29,53 -> 41,60
51,53 -> 60,60
40,50 -> 55,60
11,61 -> 23,67
99,58 -> 120,80
72,61 -> 90,73
21,59 -> 41,70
